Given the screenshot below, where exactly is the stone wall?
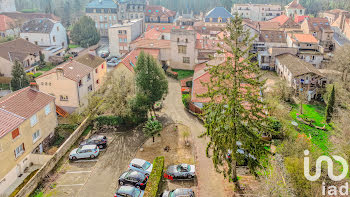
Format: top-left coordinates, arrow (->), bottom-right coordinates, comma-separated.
15,116 -> 91,197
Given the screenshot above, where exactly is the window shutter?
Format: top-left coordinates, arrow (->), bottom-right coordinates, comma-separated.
12,128 -> 19,139
14,149 -> 16,157
22,143 -> 25,151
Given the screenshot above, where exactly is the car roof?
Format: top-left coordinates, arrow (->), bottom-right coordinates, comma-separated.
117,186 -> 138,195
90,135 -> 105,140
173,188 -> 194,195
127,170 -> 146,180
131,158 -> 147,166
80,144 -> 97,150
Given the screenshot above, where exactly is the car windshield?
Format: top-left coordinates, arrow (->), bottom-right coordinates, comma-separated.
142,161 -> 151,170
133,189 -> 141,197
76,147 -> 82,153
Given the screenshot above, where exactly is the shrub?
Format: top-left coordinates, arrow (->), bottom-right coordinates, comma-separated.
33,72 -> 43,78
144,156 -> 164,197
166,69 -> 178,79
182,94 -> 191,109
9,169 -> 39,197
95,116 -> 125,127
186,80 -> 192,87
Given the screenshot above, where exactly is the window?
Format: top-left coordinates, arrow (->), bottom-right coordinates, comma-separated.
105,24 -> 108,29
109,16 -> 112,21
101,64 -> 104,69
185,38 -> 188,43
53,36 -> 56,42
118,30 -> 122,34
96,23 -> 98,28
114,15 -> 117,20
45,104 -> 51,115
95,68 -> 98,73
34,41 -> 38,45
60,95 -> 68,101
161,35 -> 165,40
183,57 -> 190,63
178,45 -> 187,54
32,130 -> 40,143
100,16 -> 103,21
119,38 -> 123,42
96,79 -> 99,84
30,114 -> 38,127
79,80 -> 82,87
88,85 -> 93,92
12,128 -> 20,139
177,38 -> 179,42
100,23 -> 104,28
14,143 -> 25,158
124,38 -> 127,42
57,26 -> 59,31
87,73 -> 91,81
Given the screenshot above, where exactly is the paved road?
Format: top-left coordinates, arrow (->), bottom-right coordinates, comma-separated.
159,78 -> 228,197
46,129 -> 146,197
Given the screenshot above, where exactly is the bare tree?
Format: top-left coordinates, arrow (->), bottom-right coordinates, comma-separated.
328,45 -> 350,84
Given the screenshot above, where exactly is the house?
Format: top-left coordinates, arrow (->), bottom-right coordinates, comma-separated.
35,57 -> 107,113
204,7 -> 234,25
319,9 -> 348,25
231,4 -> 283,21
108,18 -> 144,57
285,0 -> 306,18
20,18 -> 67,49
0,84 -> 57,195
258,47 -> 298,70
255,30 -> 287,52
174,11 -> 197,26
145,5 -> 176,23
0,14 -> 19,37
330,12 -> 350,43
294,15 -> 309,24
268,14 -> 300,32
301,17 -> 334,52
332,26 -> 350,50
0,0 -> 16,13
275,53 -> 327,100
114,48 -> 160,79
0,38 -> 42,77
85,0 -> 145,37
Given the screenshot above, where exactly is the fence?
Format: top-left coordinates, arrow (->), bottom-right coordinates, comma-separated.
188,102 -> 203,114
15,116 -> 91,197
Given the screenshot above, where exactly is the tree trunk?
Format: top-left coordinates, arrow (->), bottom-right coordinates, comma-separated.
231,160 -> 238,182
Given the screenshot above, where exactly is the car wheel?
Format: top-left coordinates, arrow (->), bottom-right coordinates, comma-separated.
90,155 -> 95,159
99,145 -> 104,149
72,156 -> 77,161
187,174 -> 193,179
119,181 -> 124,186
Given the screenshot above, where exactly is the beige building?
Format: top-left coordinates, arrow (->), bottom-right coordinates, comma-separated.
232,4 -> 283,21
36,55 -> 107,113
109,18 -> 144,57
0,38 -> 42,77
285,0 -> 306,18
0,85 -> 57,195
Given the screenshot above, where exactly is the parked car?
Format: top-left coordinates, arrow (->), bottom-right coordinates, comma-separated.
106,55 -> 117,61
118,170 -> 149,190
114,186 -> 144,197
161,188 -> 195,197
107,58 -> 119,67
80,135 -> 107,149
69,145 -> 99,160
100,51 -> 110,58
128,158 -> 153,175
166,164 -> 195,179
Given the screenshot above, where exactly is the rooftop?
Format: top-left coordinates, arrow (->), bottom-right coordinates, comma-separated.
0,38 -> 42,62
0,14 -> 15,31
290,33 -> 318,43
75,53 -> 106,69
276,54 -> 323,77
86,0 -> 117,9
259,30 -> 286,43
285,0 -> 305,10
118,48 -> 160,72
305,17 -> 332,32
205,7 -> 233,19
21,18 -> 58,34
145,5 -> 176,18
269,15 -> 289,25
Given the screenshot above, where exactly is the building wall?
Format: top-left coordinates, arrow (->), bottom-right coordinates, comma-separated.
232,4 -> 283,21
0,57 -> 12,77
20,33 -> 51,46
50,23 -> 68,48
169,29 -> 197,70
86,13 -> 118,37
0,101 -> 57,194
77,73 -> 94,108
92,61 -> 107,90
298,53 -> 324,68
113,63 -> 134,81
285,7 -> 305,18
0,0 -> 16,13
275,58 -> 293,86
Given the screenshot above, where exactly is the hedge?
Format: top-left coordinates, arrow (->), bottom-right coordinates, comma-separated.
182,94 -> 191,109
95,116 -> 125,126
144,156 -> 164,197
166,70 -> 178,79
9,169 -> 39,197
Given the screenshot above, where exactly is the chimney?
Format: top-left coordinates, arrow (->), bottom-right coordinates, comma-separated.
30,82 -> 39,91
56,67 -> 64,79
88,49 -> 96,56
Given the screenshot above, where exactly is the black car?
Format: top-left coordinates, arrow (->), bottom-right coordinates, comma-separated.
161,188 -> 195,197
80,135 -> 107,149
114,186 -> 144,197
119,170 -> 148,190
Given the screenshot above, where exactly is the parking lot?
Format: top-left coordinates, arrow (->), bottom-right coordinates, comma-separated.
44,129 -> 146,197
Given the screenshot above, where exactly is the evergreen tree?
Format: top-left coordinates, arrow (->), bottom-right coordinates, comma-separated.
134,51 -> 168,116
325,85 -> 335,123
11,61 -> 30,91
62,1 -> 71,27
200,14 -> 275,182
71,16 -> 100,48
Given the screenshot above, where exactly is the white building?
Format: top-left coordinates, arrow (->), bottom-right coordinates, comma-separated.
285,0 -> 306,18
20,18 -> 68,49
0,0 -> 16,13
108,18 -> 144,57
231,4 -> 283,21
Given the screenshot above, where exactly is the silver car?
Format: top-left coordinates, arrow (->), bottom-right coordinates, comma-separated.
128,158 -> 153,175
69,145 -> 99,160
166,164 -> 196,179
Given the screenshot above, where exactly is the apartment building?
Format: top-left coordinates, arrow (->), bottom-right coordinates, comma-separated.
231,4 -> 283,21
0,85 -> 57,195
285,0 -> 306,18
108,18 -> 144,57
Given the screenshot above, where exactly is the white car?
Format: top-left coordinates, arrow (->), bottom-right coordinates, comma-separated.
69,145 -> 99,160
128,158 -> 153,175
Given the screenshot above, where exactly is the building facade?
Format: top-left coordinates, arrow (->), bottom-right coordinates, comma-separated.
20,18 -> 67,48
108,18 -> 144,57
0,86 -> 57,195
204,7 -> 233,25
145,5 -> 176,23
231,4 -> 283,21
285,0 -> 306,18
0,0 -> 16,13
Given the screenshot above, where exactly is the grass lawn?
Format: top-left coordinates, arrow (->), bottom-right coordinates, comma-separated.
171,69 -> 194,80
290,104 -> 332,153
38,64 -> 55,72
68,44 -> 80,49
0,83 -> 10,90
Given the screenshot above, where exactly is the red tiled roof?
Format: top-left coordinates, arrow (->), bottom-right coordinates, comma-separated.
258,21 -> 281,30
0,15 -> 15,31
286,0 -> 305,10
269,15 -> 290,25
0,38 -> 42,62
305,17 -> 332,32
117,48 -> 160,73
195,39 -> 223,50
0,108 -> 25,138
145,5 -> 176,18
146,24 -> 180,33
290,33 -> 318,43
294,15 -> 309,23
37,60 -> 93,82
132,39 -> 171,49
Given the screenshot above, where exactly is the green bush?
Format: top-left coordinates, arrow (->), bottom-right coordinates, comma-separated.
186,80 -> 192,87
166,70 -> 178,79
33,72 -> 43,78
10,169 -> 39,197
95,116 -> 125,126
182,94 -> 191,109
144,156 -> 164,197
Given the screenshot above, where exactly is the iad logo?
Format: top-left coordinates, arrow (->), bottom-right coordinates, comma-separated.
304,150 -> 348,181
304,150 -> 349,196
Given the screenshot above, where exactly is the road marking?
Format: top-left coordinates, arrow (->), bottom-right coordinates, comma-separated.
66,171 -> 92,174
72,159 -> 98,163
56,184 -> 84,187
